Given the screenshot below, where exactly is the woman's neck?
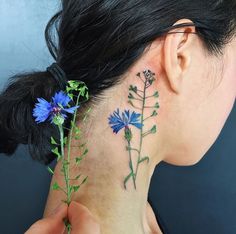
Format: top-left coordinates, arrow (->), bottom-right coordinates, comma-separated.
43,107 -> 163,234
44,153 -> 160,233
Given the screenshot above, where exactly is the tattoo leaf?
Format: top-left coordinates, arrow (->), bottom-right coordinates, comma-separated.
124,172 -> 136,189
138,156 -> 150,164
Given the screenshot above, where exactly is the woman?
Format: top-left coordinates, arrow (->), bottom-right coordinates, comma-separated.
0,0 -> 235,233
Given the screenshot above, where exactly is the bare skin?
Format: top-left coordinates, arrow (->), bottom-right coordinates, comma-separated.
146,202 -> 163,234
44,18 -> 236,234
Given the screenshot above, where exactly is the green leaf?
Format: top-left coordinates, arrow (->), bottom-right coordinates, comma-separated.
128,100 -> 134,107
68,80 -> 81,90
47,166 -> 54,175
85,91 -> 89,100
50,137 -> 57,145
148,78 -> 155,85
78,85 -> 88,96
81,176 -> 88,185
129,85 -> 138,93
66,86 -> 71,93
63,137 -> 68,145
68,93 -> 73,100
82,149 -> 88,157
52,182 -> 60,191
74,127 -> 81,135
128,93 -> 134,99
75,149 -> 88,164
70,120 -> 76,128
74,135 -> 81,140
69,175 -> 82,181
154,102 -> 160,109
72,185 -> 80,192
153,91 -> 159,98
51,147 -> 61,160
151,110 -> 158,117
63,160 -> 70,166
79,143 -> 86,148
150,125 -> 157,134
75,157 -> 83,165
124,172 -> 135,189
75,175 -> 81,180
138,156 -> 150,164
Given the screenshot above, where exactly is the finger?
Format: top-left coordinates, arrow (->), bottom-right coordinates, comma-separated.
68,201 -> 101,234
25,203 -> 68,234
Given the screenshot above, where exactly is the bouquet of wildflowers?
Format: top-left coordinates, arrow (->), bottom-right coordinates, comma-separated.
33,80 -> 90,233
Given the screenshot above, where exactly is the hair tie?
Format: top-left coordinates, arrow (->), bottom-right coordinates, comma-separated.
46,63 -> 67,90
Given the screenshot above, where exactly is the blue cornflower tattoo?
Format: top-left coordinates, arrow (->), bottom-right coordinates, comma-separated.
108,108 -> 143,134
33,91 -> 80,124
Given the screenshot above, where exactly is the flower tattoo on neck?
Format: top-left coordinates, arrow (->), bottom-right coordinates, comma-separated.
108,69 -> 160,190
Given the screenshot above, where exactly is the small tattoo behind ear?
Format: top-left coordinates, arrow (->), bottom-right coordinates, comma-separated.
108,69 -> 160,190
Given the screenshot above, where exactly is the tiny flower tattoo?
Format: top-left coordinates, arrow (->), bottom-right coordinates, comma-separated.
33,91 -> 80,124
108,109 -> 143,134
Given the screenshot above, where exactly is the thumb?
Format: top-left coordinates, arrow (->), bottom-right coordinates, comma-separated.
68,201 -> 100,234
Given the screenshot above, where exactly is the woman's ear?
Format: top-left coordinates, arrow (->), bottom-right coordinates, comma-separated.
163,19 -> 196,94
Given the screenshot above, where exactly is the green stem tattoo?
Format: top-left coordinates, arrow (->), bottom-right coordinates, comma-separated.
125,139 -> 137,189
129,70 -> 159,188
134,74 -> 147,182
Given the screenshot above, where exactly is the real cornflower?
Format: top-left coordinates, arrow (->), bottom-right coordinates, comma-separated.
33,91 -> 80,124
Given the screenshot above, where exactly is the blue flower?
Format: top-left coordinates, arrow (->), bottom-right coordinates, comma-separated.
33,91 -> 80,124
108,108 -> 143,134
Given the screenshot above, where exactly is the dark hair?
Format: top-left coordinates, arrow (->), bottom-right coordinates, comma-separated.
0,0 -> 236,165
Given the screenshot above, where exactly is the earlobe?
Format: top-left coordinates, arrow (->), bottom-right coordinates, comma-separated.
163,19 -> 195,94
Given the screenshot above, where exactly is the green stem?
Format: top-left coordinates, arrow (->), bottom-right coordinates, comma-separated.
58,124 -> 71,234
126,147 -> 140,154
143,115 -> 152,122
58,124 -> 69,200
127,140 -> 136,189
133,92 -> 143,99
60,91 -> 81,233
132,97 -> 142,101
142,131 -> 152,138
66,93 -> 81,203
137,89 -> 144,93
134,79 -> 147,182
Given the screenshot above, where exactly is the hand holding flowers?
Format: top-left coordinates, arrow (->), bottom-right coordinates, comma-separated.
33,80 -> 90,233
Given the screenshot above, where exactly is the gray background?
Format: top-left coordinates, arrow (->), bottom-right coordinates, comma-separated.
0,1 -> 235,234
